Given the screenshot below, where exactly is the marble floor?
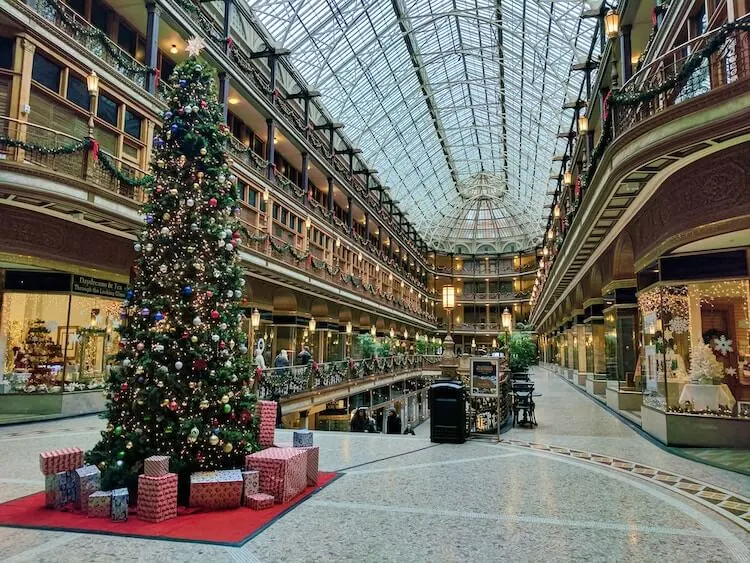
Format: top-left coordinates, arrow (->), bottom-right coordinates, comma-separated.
0,366 -> 749,562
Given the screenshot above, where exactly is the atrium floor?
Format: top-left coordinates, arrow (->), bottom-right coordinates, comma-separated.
0,366 -> 748,562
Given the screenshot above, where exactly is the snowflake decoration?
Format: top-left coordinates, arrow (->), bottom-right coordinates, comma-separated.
713,335 -> 733,356
668,317 -> 690,334
725,366 -> 737,378
663,328 -> 674,341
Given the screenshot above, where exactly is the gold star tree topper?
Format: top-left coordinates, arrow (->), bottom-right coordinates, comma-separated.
185,37 -> 205,57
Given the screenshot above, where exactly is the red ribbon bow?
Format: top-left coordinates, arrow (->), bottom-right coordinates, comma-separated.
89,138 -> 99,161
153,68 -> 160,88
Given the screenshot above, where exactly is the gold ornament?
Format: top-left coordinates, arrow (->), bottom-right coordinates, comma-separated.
209,434 -> 219,446
199,399 -> 209,409
223,442 -> 233,453
221,394 -> 229,404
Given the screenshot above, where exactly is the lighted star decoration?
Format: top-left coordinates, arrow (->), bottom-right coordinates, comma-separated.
664,328 -> 673,341
185,37 -> 205,57
725,366 -> 737,378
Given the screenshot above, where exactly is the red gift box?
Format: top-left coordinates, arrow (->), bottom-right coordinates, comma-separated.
244,447 -> 306,504
256,400 -> 277,448
137,473 -> 178,523
143,455 -> 170,477
241,470 -> 259,505
189,470 -> 243,510
300,446 -> 319,487
246,492 -> 274,510
39,448 -> 84,475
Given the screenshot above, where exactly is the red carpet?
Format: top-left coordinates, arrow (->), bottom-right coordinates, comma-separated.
0,472 -> 339,546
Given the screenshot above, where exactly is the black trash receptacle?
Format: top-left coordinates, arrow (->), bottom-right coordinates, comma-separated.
429,380 -> 467,444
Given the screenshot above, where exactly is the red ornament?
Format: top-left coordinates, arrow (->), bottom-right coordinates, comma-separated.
182,331 -> 190,339
232,231 -> 240,239
113,393 -> 120,401
200,100 -> 208,108
211,418 -> 219,426
219,341 -> 226,349
120,382 -> 128,392
206,291 -> 213,298
255,366 -> 262,378
229,413 -> 236,421
194,359 -> 207,370
209,197 -> 218,207
169,400 -> 178,411
210,310 -> 219,319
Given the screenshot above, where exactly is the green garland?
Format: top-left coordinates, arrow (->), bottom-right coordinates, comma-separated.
0,135 -> 154,188
37,0 -> 154,76
98,151 -> 154,188
0,135 -> 89,155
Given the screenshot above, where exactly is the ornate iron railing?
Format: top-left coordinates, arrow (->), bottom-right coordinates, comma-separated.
256,354 -> 442,400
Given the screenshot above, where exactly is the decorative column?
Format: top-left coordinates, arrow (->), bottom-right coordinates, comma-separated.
620,25 -> 633,83
10,37 -> 36,162
145,2 -> 160,94
327,177 -> 334,214
301,152 -> 309,204
218,73 -> 230,123
347,196 -> 353,234
266,118 -> 275,182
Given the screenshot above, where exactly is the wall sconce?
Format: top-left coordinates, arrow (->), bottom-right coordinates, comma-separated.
577,115 -> 589,134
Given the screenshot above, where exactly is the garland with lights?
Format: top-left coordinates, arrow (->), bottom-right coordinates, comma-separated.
85,51 -> 259,494
36,0 -> 154,76
538,18 -> 750,304
0,135 -> 154,188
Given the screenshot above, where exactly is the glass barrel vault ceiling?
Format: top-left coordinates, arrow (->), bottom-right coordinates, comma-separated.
247,0 -> 599,253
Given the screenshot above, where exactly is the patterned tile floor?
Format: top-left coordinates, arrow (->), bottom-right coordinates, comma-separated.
0,368 -> 748,561
501,438 -> 750,532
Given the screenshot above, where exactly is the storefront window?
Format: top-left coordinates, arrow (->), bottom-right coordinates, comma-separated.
1,291 -> 120,393
638,281 -> 750,418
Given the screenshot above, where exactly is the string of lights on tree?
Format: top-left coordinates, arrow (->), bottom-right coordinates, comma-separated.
531,17 -> 750,311
86,39 -> 259,491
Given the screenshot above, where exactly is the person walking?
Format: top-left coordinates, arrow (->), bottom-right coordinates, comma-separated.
297,345 -> 312,366
350,408 -> 368,432
386,408 -> 402,434
274,349 -> 289,369
254,348 -> 266,370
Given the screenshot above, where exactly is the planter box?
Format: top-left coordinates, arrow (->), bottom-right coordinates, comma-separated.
0,389 -> 105,419
606,385 -> 644,411
577,372 -> 590,386
586,375 -> 607,396
642,405 -> 750,447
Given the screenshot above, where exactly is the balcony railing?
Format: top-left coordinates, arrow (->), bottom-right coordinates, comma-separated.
26,0 -> 148,88
257,354 -> 442,400
613,23 -> 750,135
458,290 -> 532,302
0,116 -> 149,203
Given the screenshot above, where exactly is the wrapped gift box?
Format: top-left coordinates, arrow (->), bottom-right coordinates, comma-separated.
293,430 -> 313,448
301,446 -> 319,487
137,473 -> 178,523
246,492 -> 275,510
189,469 -> 243,510
87,490 -> 111,518
44,474 -> 57,507
74,465 -> 101,512
144,455 -> 170,477
257,400 -> 277,448
54,470 -> 76,509
111,488 -> 129,522
245,447 -> 306,504
241,470 -> 259,505
39,447 -> 84,475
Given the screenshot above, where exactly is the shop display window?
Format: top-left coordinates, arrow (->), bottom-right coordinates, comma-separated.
0,292 -> 120,394
637,280 -> 750,418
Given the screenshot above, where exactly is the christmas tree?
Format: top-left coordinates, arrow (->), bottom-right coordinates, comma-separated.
688,340 -> 723,384
87,44 -> 259,493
